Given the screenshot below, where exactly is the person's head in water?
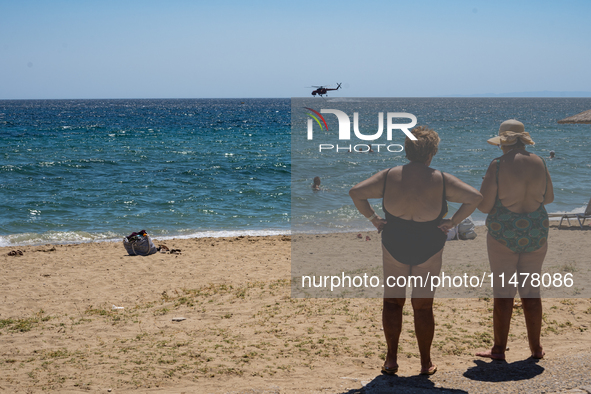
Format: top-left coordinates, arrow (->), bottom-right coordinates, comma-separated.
549,151 -> 555,159
312,176 -> 321,190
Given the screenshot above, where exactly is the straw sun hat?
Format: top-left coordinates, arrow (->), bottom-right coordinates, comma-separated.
486,119 -> 535,146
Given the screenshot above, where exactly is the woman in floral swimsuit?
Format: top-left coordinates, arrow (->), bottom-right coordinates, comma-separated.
477,119 -> 554,361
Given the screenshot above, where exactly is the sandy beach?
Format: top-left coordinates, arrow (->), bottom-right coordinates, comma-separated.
1,224 -> 591,393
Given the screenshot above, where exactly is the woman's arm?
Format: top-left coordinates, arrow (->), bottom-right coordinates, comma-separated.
544,165 -> 554,204
438,173 -> 483,232
349,169 -> 389,232
478,159 -> 499,214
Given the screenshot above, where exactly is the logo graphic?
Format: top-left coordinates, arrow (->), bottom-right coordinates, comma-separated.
304,107 -> 418,153
304,107 -> 328,131
306,109 -> 417,141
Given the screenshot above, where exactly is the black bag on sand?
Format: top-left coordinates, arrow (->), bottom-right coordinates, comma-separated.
123,229 -> 157,256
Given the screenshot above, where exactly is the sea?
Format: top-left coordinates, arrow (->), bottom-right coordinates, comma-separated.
1,98 -> 590,246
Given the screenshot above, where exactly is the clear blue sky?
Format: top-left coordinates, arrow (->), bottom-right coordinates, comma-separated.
1,0 -> 590,99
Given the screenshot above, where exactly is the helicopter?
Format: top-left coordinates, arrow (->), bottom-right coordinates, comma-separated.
310,83 -> 342,97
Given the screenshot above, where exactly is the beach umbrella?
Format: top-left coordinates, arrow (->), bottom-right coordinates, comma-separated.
557,109 -> 591,124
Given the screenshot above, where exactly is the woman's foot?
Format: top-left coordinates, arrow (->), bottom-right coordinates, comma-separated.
531,349 -> 545,359
420,364 -> 437,375
381,364 -> 399,375
382,351 -> 399,374
475,350 -> 505,360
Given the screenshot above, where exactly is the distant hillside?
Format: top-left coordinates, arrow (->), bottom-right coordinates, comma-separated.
444,91 -> 591,98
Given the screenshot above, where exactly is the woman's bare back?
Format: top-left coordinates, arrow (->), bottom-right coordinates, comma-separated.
383,163 -> 445,222
497,151 -> 547,213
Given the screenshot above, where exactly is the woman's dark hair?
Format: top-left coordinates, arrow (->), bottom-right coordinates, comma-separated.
405,126 -> 440,163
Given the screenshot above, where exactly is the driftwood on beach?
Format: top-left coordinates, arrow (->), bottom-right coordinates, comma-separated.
558,109 -> 591,124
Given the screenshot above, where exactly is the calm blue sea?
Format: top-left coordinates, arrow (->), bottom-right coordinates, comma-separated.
0,99 -> 290,246
1,98 -> 590,246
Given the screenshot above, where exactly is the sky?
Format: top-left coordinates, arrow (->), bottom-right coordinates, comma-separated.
1,0 -> 590,99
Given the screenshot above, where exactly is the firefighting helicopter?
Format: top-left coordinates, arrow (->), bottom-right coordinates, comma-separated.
310,83 -> 342,97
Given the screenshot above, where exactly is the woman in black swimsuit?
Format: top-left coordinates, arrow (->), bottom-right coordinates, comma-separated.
349,126 -> 482,376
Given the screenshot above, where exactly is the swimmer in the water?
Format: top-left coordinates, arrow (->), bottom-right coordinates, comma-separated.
312,176 -> 321,191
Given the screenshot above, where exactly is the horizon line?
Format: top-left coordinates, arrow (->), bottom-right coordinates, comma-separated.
2,91 -> 591,101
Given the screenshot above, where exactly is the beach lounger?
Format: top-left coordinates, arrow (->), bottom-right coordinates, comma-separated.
548,197 -> 591,228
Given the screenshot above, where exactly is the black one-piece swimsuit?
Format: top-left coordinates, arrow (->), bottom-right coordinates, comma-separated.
381,169 -> 448,266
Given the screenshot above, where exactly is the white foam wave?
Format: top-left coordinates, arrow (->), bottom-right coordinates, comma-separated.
0,231 -> 120,247
0,229 -> 291,247
547,205 -> 586,216
154,229 -> 290,241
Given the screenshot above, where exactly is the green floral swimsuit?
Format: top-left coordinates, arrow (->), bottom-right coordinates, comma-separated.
485,159 -> 549,253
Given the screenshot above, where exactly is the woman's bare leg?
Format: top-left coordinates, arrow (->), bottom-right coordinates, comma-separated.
476,234 -> 519,360
382,245 -> 409,371
410,297 -> 436,372
382,246 -> 442,373
383,297 -> 405,370
517,243 -> 547,359
521,298 -> 544,358
488,298 -> 514,360
410,249 -> 442,373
